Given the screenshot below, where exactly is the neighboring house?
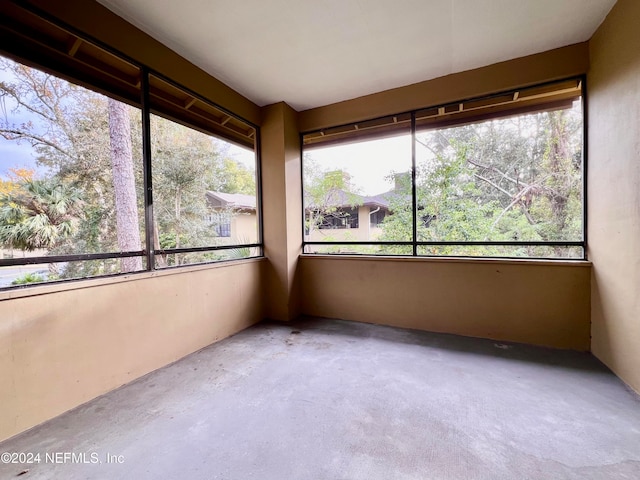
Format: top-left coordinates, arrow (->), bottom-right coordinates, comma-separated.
206,178 -> 405,244
205,191 -> 258,243
305,175 -> 409,242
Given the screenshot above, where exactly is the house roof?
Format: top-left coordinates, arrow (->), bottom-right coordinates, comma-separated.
306,188 -> 405,211
208,187 -> 395,212
206,191 -> 256,210
362,191 -> 395,209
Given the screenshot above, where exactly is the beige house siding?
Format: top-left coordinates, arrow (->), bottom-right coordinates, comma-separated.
231,213 -> 258,243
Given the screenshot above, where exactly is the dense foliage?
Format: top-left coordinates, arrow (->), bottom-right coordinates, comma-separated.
305,105 -> 583,258
0,56 -> 257,282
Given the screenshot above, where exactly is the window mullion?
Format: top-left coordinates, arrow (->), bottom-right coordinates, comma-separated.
411,111 -> 417,256
141,67 -> 155,271
581,74 -> 588,261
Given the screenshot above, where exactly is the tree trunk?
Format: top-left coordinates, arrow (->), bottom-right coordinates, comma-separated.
548,111 -> 570,226
548,111 -> 570,256
108,99 -> 143,272
153,219 -> 167,268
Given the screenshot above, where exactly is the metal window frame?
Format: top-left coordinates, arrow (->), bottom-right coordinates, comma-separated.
0,4 -> 264,290
301,77 -> 587,261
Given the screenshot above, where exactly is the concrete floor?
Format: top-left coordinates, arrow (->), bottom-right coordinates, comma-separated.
1,318 -> 639,480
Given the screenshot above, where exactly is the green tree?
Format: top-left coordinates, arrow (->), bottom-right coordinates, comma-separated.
0,178 -> 84,251
378,106 -> 582,257
216,158 -> 256,195
303,157 -> 362,238
151,116 -> 217,255
1,55 -> 258,273
0,56 -> 143,268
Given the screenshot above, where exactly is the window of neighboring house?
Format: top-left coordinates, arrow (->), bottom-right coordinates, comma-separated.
370,208 -> 386,227
318,207 -> 359,229
302,78 -> 585,260
216,222 -> 232,238
0,9 -> 262,289
207,212 -> 231,238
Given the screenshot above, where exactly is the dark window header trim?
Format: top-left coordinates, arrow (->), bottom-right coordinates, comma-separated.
303,77 -> 582,150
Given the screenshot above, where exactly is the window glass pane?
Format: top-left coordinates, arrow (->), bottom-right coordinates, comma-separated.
417,245 -> 583,259
303,122 -> 412,244
303,82 -> 584,260
304,244 -> 412,255
150,108 -> 259,268
415,101 -> 583,248
0,258 -> 147,289
158,247 -> 260,267
0,54 -> 146,282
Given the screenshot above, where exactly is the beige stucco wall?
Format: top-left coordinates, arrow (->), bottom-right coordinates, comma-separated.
261,103 -> 303,321
299,256 -> 591,350
588,0 -> 640,394
0,259 -> 264,442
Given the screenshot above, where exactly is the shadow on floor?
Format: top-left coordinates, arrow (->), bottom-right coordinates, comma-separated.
262,316 -> 612,376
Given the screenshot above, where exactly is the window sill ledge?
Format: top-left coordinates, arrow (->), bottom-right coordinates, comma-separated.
0,256 -> 265,302
300,253 -> 591,268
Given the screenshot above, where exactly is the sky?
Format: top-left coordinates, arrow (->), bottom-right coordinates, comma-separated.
0,138 -> 36,178
0,133 -> 256,181
305,134 -> 412,196
1,85 -> 404,191
0,55 -> 257,181
0,66 -> 44,180
1,52 -> 410,190
0,53 -> 415,191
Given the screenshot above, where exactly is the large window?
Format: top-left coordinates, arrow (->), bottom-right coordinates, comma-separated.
149,109 -> 259,267
0,10 -> 261,289
302,79 -> 585,259
303,117 -> 412,254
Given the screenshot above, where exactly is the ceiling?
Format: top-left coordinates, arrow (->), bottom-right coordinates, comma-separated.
97,0 -> 617,112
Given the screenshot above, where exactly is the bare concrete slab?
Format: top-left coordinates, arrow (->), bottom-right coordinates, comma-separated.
1,317 -> 639,479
